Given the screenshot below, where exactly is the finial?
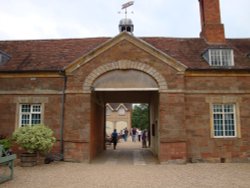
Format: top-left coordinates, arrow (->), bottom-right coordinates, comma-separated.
118,1 -> 135,34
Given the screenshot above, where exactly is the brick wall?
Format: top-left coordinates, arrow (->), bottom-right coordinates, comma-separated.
185,75 -> 250,162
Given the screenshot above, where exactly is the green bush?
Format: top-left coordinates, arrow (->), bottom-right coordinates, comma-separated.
0,138 -> 12,150
13,124 -> 56,154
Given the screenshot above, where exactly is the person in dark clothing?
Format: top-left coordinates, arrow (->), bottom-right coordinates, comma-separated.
111,129 -> 118,150
142,129 -> 147,148
124,128 -> 129,142
131,127 -> 137,142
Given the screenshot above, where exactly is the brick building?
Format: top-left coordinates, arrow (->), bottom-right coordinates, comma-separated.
105,103 -> 132,135
0,0 -> 250,163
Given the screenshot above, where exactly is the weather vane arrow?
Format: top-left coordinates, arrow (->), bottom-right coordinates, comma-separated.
119,1 -> 134,19
122,1 -> 134,9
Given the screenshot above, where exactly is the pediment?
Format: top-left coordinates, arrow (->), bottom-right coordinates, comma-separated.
65,32 -> 187,74
116,104 -> 128,111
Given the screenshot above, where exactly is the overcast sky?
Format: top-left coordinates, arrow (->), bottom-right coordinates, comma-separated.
0,0 -> 249,40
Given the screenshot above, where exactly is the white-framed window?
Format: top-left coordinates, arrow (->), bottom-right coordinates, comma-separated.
19,104 -> 42,127
203,49 -> 234,67
212,104 -> 236,138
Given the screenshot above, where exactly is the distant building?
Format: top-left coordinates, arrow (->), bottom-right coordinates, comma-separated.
105,103 -> 132,135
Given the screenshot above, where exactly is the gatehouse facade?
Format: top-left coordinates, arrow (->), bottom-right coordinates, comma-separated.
0,0 -> 250,163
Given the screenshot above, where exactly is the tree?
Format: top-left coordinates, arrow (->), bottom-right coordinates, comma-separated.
132,104 -> 149,130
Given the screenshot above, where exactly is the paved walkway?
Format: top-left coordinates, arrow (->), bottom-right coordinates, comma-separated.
92,138 -> 159,165
1,139 -> 250,188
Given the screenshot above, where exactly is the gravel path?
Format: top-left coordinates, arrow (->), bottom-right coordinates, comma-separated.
1,140 -> 250,188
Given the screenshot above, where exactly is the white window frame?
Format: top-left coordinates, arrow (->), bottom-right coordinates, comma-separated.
19,104 -> 42,127
205,49 -> 234,67
212,103 -> 237,138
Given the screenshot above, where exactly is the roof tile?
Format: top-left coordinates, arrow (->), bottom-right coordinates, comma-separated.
0,37 -> 249,71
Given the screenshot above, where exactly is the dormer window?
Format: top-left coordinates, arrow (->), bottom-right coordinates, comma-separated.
203,49 -> 234,67
0,51 -> 11,65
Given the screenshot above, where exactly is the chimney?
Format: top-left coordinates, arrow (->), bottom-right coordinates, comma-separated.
199,0 -> 226,44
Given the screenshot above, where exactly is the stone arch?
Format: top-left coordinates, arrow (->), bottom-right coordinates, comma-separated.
83,60 -> 168,93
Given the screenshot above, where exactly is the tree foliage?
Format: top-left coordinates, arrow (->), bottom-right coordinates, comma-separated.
132,104 -> 149,130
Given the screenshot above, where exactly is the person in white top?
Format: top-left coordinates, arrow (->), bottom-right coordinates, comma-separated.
137,129 -> 142,142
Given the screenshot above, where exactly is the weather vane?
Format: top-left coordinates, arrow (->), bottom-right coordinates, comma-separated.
119,1 -> 134,19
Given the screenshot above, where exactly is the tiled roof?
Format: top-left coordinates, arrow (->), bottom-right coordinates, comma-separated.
0,36 -> 250,71
0,38 -> 109,71
142,37 -> 250,70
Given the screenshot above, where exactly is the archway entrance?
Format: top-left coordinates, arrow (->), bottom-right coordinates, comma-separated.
90,90 -> 159,163
84,61 -> 167,162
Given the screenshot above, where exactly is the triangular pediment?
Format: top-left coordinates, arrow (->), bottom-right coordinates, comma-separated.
65,32 -> 187,74
116,103 -> 128,111
106,103 -> 114,111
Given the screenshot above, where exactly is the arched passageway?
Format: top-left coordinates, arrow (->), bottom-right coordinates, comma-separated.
90,90 -> 159,164
86,61 -> 165,162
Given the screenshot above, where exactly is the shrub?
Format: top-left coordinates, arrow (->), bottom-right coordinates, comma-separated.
0,138 -> 12,150
13,124 -> 56,154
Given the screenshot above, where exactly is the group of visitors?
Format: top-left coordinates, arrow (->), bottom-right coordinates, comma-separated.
110,127 -> 148,150
131,128 -> 148,148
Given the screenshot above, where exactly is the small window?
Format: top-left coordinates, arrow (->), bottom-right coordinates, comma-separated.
203,49 -> 234,67
0,51 -> 11,65
19,104 -> 42,127
212,104 -> 236,138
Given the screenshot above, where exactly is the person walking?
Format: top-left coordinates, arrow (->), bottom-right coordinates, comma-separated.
142,129 -> 147,148
137,129 -> 142,142
124,128 -> 128,142
131,127 -> 137,142
111,129 -> 118,150
122,129 -> 126,141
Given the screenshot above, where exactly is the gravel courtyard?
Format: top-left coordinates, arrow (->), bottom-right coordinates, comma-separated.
1,140 -> 250,188
2,162 -> 250,188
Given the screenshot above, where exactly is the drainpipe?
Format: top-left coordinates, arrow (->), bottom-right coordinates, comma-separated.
59,70 -> 67,160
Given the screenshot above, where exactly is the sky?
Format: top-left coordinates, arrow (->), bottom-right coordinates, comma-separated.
0,0 -> 249,40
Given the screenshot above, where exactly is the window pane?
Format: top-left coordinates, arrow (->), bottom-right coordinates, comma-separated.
221,50 -> 228,66
21,114 -> 30,126
214,114 -> 223,136
32,105 -> 41,113
213,104 -> 223,113
225,114 -> 235,136
224,104 -> 234,113
31,114 -> 41,125
21,104 -> 31,112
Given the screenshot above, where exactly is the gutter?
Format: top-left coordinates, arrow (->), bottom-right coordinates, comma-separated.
0,70 -> 61,73
186,68 -> 250,72
59,70 -> 67,160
